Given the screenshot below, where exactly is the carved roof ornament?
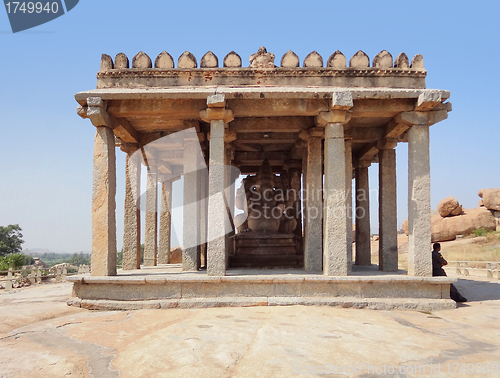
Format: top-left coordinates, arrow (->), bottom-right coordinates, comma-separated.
249,46 -> 276,68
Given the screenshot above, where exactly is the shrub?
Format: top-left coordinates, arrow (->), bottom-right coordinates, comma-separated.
0,253 -> 27,272
472,228 -> 488,237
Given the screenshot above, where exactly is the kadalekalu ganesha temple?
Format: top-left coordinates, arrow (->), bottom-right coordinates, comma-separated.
68,47 -> 456,311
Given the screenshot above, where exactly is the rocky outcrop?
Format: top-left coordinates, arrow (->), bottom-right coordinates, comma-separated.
431,207 -> 496,242
437,196 -> 462,217
479,188 -> 500,211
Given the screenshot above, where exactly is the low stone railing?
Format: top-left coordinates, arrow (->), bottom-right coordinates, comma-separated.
446,261 -> 500,279
0,265 -> 91,290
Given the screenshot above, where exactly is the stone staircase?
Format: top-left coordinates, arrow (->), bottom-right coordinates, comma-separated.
229,233 -> 303,268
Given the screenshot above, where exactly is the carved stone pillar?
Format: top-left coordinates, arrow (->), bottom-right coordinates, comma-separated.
158,180 -> 173,264
122,150 -> 141,270
355,161 -> 371,266
144,168 -> 158,266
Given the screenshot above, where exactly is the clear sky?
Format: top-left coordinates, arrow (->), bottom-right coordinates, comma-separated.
1,0 -> 499,253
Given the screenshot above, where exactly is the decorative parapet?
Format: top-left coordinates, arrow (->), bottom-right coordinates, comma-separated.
96,47 -> 427,89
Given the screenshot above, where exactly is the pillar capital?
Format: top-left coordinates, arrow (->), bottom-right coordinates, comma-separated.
316,110 -> 351,127
355,159 -> 372,169
200,94 -> 234,123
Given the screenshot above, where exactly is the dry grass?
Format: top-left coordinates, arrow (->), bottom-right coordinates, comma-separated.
441,232 -> 500,264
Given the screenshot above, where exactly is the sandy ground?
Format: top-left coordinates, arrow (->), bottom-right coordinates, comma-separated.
1,276 -> 500,378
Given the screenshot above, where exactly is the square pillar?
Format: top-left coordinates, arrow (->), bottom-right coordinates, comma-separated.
355,162 -> 371,265
207,119 -> 228,276
345,140 -> 353,271
158,180 -> 172,264
407,125 -> 432,276
323,123 -> 348,276
304,136 -> 323,272
198,168 -> 208,268
122,152 -> 141,270
302,148 -> 308,253
183,139 -> 201,271
91,126 -> 117,276
144,169 -> 158,266
378,148 -> 398,271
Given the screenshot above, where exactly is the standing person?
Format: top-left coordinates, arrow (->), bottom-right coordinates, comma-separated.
432,243 -> 467,302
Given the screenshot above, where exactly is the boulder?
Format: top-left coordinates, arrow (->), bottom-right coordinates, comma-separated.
431,207 -> 497,242
170,247 -> 182,264
479,199 -> 484,207
402,219 -> 408,236
437,196 -> 460,217
479,188 -> 500,211
450,205 -> 463,216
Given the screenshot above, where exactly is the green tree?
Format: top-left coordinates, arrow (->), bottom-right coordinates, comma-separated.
0,224 -> 24,257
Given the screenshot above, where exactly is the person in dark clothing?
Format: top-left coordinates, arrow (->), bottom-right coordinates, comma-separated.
432,243 -> 467,302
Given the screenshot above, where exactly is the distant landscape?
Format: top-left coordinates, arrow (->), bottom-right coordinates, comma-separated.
23,250 -> 91,268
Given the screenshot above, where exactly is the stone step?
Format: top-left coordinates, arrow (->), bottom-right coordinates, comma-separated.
229,255 -> 304,268
236,239 -> 296,247
236,247 -> 298,255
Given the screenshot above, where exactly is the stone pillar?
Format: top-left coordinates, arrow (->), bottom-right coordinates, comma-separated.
122,152 -> 141,270
91,127 -> 117,276
182,139 -> 201,271
143,169 -> 158,266
323,123 -> 348,276
289,168 -> 302,239
345,140 -> 353,271
407,125 -> 432,276
304,136 -> 323,272
378,148 -> 398,272
301,148 -> 308,252
224,148 -> 235,264
198,168 -> 208,268
355,162 -> 371,265
158,180 -> 172,264
207,119 -> 227,276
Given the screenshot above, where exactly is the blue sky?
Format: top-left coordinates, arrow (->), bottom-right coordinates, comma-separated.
0,0 -> 499,253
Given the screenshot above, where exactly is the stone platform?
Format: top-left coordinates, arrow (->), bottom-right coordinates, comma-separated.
230,233 -> 303,268
67,265 -> 456,312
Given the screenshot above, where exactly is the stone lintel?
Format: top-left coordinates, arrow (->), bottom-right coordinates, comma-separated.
356,159 -> 372,169
395,109 -> 448,126
86,97 -> 139,144
415,90 -> 442,111
299,127 -> 325,140
376,138 -> 398,150
357,143 -> 379,161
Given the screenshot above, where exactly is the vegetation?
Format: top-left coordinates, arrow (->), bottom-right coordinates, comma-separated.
472,228 -> 488,237
0,253 -> 28,271
0,224 -> 24,257
24,251 -> 91,268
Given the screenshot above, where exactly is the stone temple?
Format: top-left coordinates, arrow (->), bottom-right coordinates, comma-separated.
69,47 -> 456,311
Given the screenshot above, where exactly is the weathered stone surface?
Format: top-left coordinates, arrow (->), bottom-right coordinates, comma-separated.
280,50 -> 299,68
158,181 -> 172,264
480,188 -> 500,211
132,51 -> 152,69
407,125 -> 432,277
200,51 -> 218,68
154,51 -> 174,69
303,51 -> 323,68
450,204 -> 463,216
249,46 -> 275,68
394,52 -> 409,68
345,140 -> 353,271
122,153 -> 141,270
305,136 -> 323,272
114,53 -> 129,69
402,218 -> 408,236
323,123 -> 346,275
479,199 -> 484,207
349,50 -> 369,68
437,196 -> 460,217
411,54 -> 424,69
355,166 -> 371,265
431,207 -> 497,242
207,120 -> 228,276
143,171 -> 158,266
327,50 -> 346,68
223,51 -> 242,67
178,51 -> 197,68
100,54 -> 113,71
91,127 -> 117,276
372,50 -> 393,68
379,148 -> 398,272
